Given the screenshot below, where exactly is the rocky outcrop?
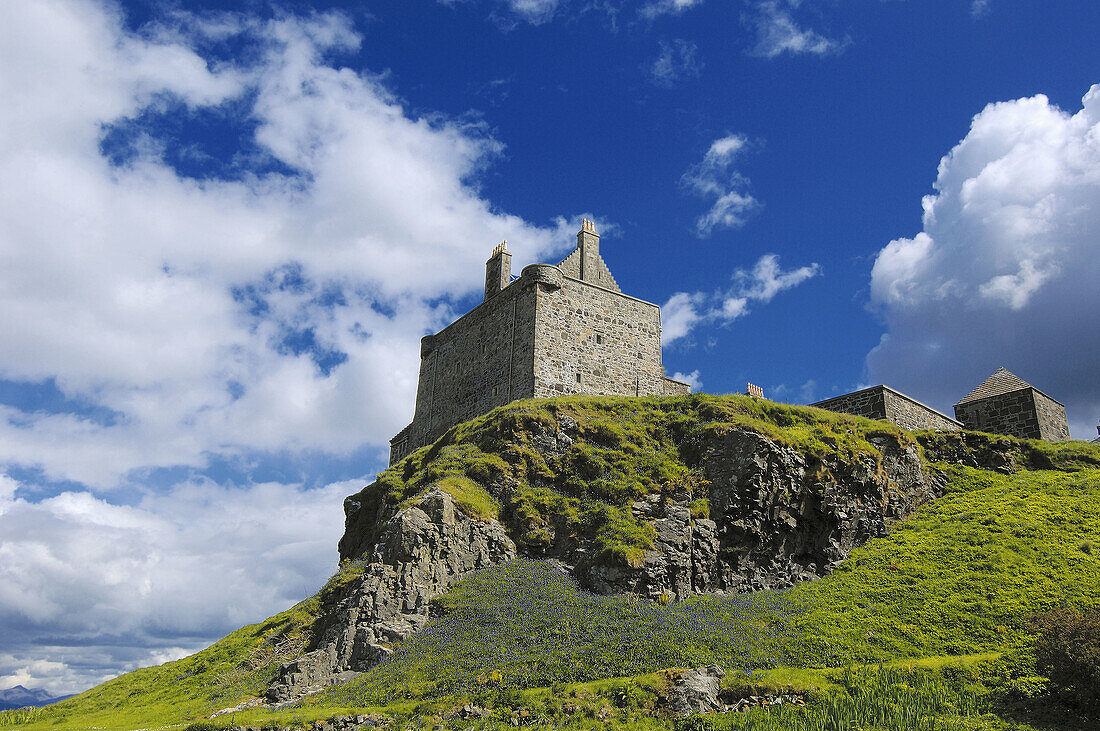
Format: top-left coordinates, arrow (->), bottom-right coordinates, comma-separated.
267,489 -> 515,703
272,413 -> 934,701
585,426 -> 932,598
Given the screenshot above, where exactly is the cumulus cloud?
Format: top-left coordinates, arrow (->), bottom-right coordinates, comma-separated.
0,1 -> 569,490
663,254 -> 820,344
868,84 -> 1100,437
745,1 -> 844,58
0,472 -> 352,693
649,39 -> 702,87
682,134 -> 761,236
0,0 -> 581,692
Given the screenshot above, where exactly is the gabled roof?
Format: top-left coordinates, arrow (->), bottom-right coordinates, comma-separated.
955,367 -> 1049,406
555,247 -> 621,293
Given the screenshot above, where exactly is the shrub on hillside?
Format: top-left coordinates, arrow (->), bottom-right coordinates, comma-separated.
1032,607 -> 1100,711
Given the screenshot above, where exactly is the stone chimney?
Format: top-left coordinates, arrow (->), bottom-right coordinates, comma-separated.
484,240 -> 511,300
577,218 -> 600,283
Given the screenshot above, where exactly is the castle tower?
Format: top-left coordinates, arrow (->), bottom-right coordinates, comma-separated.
389,217 -> 690,465
484,240 -> 511,300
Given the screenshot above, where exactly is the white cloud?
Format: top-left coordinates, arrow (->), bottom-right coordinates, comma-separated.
506,0 -> 561,22
868,84 -> 1100,438
649,39 -> 701,87
639,0 -> 704,20
462,0 -> 561,26
736,253 -> 820,302
971,0 -> 990,17
745,1 -> 844,59
0,1 -> 571,490
661,292 -> 705,343
0,472 -> 353,694
663,254 -> 820,344
682,134 -> 761,236
0,0 -> 583,693
671,370 -> 702,391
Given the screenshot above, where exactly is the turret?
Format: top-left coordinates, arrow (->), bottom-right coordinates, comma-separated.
484,240 -> 511,300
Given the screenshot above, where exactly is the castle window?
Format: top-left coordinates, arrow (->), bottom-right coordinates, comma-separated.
576,373 -> 582,384
595,334 -> 604,345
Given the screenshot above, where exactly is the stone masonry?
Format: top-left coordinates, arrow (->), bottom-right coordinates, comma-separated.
813,369 -> 1070,442
953,367 -> 1070,441
811,385 -> 961,433
390,220 -> 690,464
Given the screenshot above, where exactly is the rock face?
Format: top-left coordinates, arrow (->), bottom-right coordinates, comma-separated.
268,489 -> 515,703
271,418 -> 933,701
573,422 -> 931,598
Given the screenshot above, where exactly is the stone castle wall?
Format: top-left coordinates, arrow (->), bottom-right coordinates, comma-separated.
955,388 -> 1069,442
811,386 -> 960,432
532,274 -> 666,398
400,280 -> 537,458
954,388 -> 1040,440
884,390 -> 962,432
663,376 -> 692,396
811,387 -> 888,422
1033,391 -> 1071,441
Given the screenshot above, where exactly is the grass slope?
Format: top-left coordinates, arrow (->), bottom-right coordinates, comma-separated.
5,395 -> 1099,730
790,464 -> 1100,666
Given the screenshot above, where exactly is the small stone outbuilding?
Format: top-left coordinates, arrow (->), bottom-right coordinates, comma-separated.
811,385 -> 961,432
953,367 -> 1070,442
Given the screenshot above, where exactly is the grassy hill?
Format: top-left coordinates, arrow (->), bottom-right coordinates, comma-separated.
4,395 -> 1098,730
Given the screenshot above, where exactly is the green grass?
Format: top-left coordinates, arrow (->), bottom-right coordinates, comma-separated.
11,395 -> 1100,730
787,463 -> 1100,666
428,474 -> 501,520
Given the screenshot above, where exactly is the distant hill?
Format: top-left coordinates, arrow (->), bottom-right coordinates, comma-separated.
0,685 -> 73,711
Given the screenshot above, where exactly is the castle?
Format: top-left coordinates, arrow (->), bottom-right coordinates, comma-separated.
389,220 -> 690,464
389,222 -> 1074,464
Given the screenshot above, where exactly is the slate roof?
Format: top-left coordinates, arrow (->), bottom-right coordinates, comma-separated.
955,367 -> 1063,407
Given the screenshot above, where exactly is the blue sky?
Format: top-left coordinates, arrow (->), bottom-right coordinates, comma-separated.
0,0 -> 1098,693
